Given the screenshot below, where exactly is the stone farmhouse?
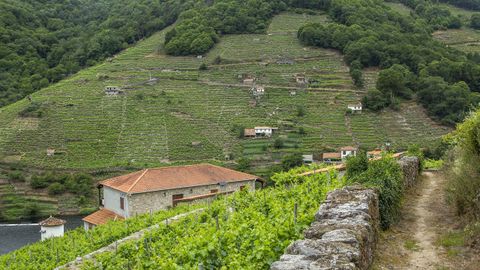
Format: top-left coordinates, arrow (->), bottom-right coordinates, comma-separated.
82,164 -> 261,230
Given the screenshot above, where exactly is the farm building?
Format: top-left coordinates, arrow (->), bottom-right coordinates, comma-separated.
104,86 -> 123,96
251,85 -> 265,96
244,128 -> 256,138
367,149 -> 383,159
82,164 -> 261,230
39,216 -> 66,241
322,152 -> 341,163
340,146 -> 358,160
294,74 -> 308,84
243,78 -> 255,85
46,148 -> 55,157
347,103 -> 362,113
254,126 -> 278,137
302,154 -> 314,164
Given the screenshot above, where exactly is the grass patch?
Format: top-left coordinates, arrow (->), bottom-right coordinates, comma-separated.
404,239 -> 421,251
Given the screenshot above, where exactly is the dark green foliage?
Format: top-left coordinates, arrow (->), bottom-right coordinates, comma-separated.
231,124 -> 245,138
164,0 -> 295,56
471,14 -> 480,29
346,155 -> 404,229
0,0 -> 188,107
48,183 -> 65,195
345,151 -> 368,180
18,102 -> 46,118
439,0 -> 480,11
417,77 -> 472,125
30,172 -> 93,197
199,63 -> 208,70
236,157 -> 252,172
407,144 -> 425,171
24,203 -> 41,219
281,153 -> 303,170
273,137 -> 285,149
297,0 -> 479,124
350,60 -> 364,87
446,109 -> 480,219
296,106 -> 306,117
363,89 -> 389,111
7,171 -> 25,182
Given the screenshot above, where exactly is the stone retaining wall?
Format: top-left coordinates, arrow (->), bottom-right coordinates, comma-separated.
271,156 -> 420,270
271,186 -> 379,270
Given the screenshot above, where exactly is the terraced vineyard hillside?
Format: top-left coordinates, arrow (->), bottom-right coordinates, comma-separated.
431,4 -> 480,53
0,13 -> 448,172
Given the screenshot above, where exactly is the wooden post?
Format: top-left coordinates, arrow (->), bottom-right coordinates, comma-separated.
215,215 -> 219,230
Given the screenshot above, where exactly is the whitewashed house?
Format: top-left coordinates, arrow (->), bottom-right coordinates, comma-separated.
340,146 -> 358,160
347,103 -> 362,113
254,126 -> 277,137
83,164 -> 261,230
39,216 -> 66,241
252,85 -> 265,96
104,86 -> 122,96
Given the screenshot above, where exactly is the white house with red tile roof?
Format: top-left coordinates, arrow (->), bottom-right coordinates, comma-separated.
340,146 -> 358,160
82,164 -> 261,230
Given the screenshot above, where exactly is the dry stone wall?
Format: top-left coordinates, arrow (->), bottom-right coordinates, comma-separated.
271,156 -> 420,270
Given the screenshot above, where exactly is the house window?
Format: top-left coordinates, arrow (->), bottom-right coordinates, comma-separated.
210,189 -> 218,193
172,194 -> 184,207
120,197 -> 125,210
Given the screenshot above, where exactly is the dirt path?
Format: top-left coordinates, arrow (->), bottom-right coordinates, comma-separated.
407,171 -> 442,269
373,171 -> 454,269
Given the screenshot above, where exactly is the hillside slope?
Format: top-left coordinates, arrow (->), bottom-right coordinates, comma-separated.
0,13 -> 449,170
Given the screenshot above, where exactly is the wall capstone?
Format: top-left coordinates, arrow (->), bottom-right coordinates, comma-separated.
271,186 -> 379,270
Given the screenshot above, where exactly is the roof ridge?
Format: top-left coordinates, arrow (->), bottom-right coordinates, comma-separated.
126,169 -> 149,193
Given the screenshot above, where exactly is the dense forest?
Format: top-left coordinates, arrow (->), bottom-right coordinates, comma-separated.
0,0 -> 190,107
440,0 -> 480,10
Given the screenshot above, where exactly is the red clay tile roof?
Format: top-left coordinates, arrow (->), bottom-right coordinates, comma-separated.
82,208 -> 124,226
39,216 -> 66,227
244,128 -> 256,137
322,152 -> 341,159
99,164 -> 260,194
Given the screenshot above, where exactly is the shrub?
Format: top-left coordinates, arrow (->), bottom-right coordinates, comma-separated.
345,151 -> 368,180
199,63 -> 208,70
236,158 -> 252,172
296,106 -> 306,117
8,171 -> 25,182
281,153 -> 303,171
48,183 -> 65,195
30,174 -> 50,189
18,102 -> 46,118
346,155 -> 403,229
445,109 -> 480,219
273,138 -> 284,149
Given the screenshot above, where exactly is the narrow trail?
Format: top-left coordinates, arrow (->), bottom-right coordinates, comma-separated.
373,171 -> 456,269
407,171 -> 442,269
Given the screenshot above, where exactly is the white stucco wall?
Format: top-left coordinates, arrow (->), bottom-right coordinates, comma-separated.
40,225 -> 64,241
103,186 -> 128,217
341,150 -> 357,159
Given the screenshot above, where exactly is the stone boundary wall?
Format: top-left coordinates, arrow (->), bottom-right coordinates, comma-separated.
271,156 -> 420,270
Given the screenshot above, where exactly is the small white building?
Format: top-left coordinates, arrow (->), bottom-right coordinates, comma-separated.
254,126 -> 277,137
302,154 -> 314,164
46,148 -> 55,157
340,146 -> 358,160
347,103 -> 362,113
252,85 -> 265,96
39,216 -> 66,241
104,86 -> 123,96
